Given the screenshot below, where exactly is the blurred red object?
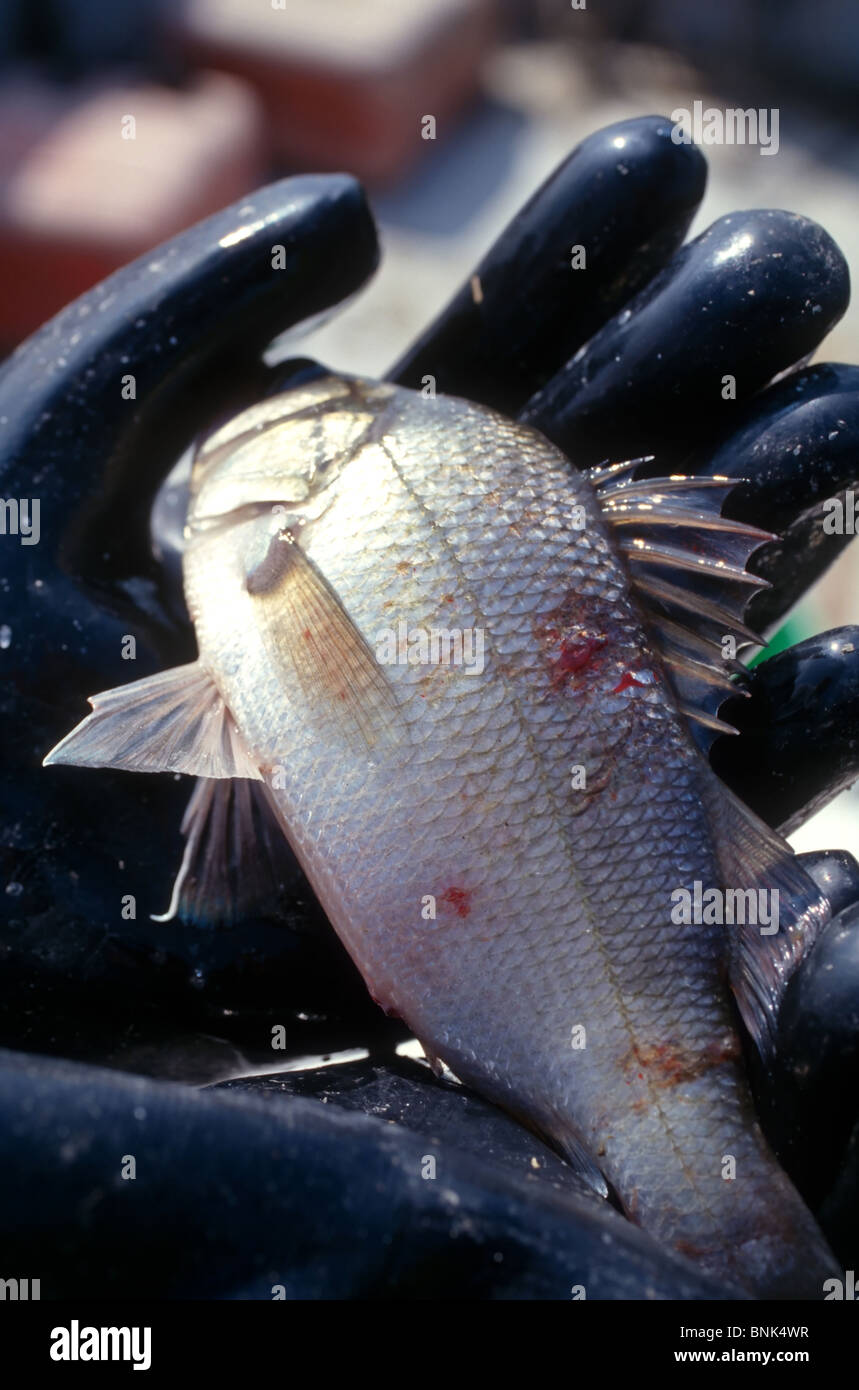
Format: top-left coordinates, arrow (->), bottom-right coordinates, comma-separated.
172,0 -> 498,185
0,72 -> 265,344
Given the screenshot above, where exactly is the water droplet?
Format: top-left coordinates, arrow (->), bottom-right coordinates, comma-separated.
0,624 -> 11,649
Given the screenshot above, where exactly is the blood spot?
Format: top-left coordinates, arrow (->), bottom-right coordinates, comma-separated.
554,636 -> 607,686
674,1237 -> 711,1259
622,1036 -> 741,1100
612,671 -> 648,695
533,594 -> 612,692
439,886 -> 472,918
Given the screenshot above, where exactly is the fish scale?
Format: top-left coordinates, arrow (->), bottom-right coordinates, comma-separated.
46,375 -> 840,1297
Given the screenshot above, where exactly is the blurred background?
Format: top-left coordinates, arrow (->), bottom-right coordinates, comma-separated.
1,0 -> 858,851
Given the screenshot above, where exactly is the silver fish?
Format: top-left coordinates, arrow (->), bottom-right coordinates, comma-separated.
46,373 -> 840,1297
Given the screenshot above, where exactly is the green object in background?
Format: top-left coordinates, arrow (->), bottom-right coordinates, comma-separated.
748,618 -> 807,668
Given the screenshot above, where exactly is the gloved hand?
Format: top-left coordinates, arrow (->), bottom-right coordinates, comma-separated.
2,116 -> 858,1297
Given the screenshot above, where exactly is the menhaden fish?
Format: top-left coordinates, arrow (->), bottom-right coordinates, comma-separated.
46,373 -> 840,1298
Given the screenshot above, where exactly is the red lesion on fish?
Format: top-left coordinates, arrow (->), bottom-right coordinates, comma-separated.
533,594 -> 611,693
623,1035 -> 741,1106
674,1237 -> 713,1259
553,635 -> 607,688
439,885 -> 472,918
612,671 -> 648,695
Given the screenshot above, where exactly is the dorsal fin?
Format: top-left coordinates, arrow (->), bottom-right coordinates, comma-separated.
588,465 -> 773,751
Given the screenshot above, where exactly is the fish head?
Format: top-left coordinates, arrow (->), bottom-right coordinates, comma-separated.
186,373 -> 399,538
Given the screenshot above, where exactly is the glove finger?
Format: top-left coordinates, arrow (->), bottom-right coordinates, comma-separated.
711,627 -> 859,835
390,115 -> 706,413
682,362 -> 859,632
519,209 -> 849,469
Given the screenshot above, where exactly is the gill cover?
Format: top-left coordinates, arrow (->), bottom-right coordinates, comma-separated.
188,374 -> 398,530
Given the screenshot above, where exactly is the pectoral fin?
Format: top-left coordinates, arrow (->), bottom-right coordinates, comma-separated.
247,527 -> 404,752
43,661 -> 261,780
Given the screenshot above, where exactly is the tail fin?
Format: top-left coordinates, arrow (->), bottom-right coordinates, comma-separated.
702,773 -> 830,1061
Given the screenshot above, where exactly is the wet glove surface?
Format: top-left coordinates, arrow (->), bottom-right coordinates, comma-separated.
2,116 -> 859,1298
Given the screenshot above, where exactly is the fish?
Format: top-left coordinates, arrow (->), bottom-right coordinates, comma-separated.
45,371 -> 841,1298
